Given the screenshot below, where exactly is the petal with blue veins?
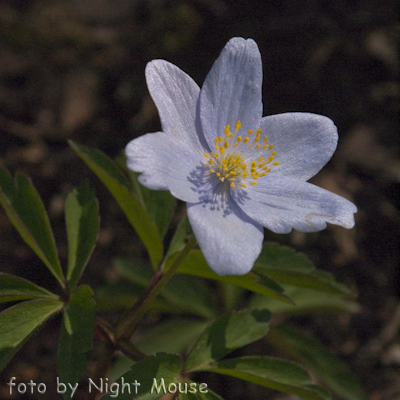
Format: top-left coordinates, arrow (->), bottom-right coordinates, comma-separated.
231,176 -> 357,234
187,187 -> 264,276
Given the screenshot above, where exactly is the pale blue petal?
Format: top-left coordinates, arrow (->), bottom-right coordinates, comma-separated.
187,188 -> 263,276
126,131 -> 209,203
231,176 -> 357,234
200,37 -> 263,149
145,60 -> 207,155
259,113 -> 339,181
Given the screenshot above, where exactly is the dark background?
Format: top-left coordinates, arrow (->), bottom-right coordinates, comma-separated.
0,0 -> 399,399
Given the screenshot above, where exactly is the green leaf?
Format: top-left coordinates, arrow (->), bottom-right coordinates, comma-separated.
166,250 -> 293,303
116,258 -> 217,318
65,182 -> 99,288
266,326 -> 367,400
139,184 -> 176,240
0,168 -> 64,288
0,299 -> 63,371
58,285 -> 96,398
250,286 -> 360,316
184,308 -> 271,371
115,258 -> 153,287
115,154 -> 176,239
94,281 -> 176,313
165,217 -> 191,259
69,141 -> 163,268
135,319 -> 209,356
102,353 -> 183,400
177,384 -> 223,400
0,273 -> 59,303
171,250 -> 293,304
195,387 -> 225,400
162,276 -> 217,318
208,356 -> 331,400
254,242 -> 350,296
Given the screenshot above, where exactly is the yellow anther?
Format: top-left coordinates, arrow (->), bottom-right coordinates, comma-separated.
247,130 -> 253,135
226,173 -> 230,177
230,178 -> 236,181
263,136 -> 268,142
273,161 -> 279,166
215,145 -> 219,152
243,137 -> 250,143
216,172 -> 221,177
241,163 -> 247,170
222,158 -> 226,163
241,183 -> 247,188
271,151 -> 277,156
219,177 -> 225,182
220,148 -> 225,155
235,120 -> 241,130
243,172 -> 248,179
269,144 -> 274,150
224,125 -> 230,135
209,159 -> 214,164
262,144 -> 268,149
224,141 -> 229,148
205,163 -> 209,167
255,135 -> 260,143
259,173 -> 266,177
218,136 -> 223,142
230,183 -> 235,188
237,136 -> 242,142
209,169 -> 215,173
204,153 -> 209,158
214,138 -> 218,147
248,144 -> 253,150
250,181 -> 258,185
255,144 -> 260,149
256,129 -> 262,135
251,161 -> 257,167
258,157 -> 264,161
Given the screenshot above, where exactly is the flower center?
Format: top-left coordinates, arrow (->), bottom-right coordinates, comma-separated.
203,120 -> 279,188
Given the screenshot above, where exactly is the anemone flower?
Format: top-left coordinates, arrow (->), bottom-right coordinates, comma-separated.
126,37 -> 357,276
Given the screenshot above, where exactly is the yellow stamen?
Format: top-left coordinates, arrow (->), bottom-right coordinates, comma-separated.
236,120 -> 241,130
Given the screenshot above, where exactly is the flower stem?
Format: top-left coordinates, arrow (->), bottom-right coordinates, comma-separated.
114,234 -> 197,341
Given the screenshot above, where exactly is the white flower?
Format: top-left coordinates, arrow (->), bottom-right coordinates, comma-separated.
126,37 -> 357,276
